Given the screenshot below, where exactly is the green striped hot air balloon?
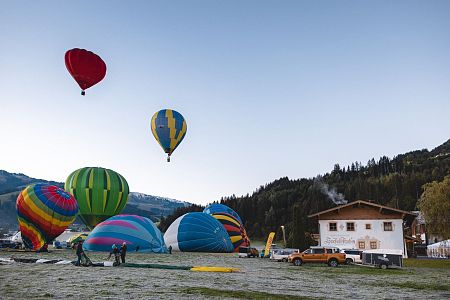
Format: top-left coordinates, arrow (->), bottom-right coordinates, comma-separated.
64,167 -> 129,230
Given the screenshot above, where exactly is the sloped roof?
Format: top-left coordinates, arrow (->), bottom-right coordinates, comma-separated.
308,200 -> 417,219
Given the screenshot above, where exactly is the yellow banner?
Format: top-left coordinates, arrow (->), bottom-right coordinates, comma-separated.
264,232 -> 275,257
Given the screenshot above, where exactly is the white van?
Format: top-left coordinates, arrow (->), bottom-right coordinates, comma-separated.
270,248 -> 300,262
341,249 -> 363,264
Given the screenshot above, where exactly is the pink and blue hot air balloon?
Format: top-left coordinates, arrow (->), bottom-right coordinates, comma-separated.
83,215 -> 167,253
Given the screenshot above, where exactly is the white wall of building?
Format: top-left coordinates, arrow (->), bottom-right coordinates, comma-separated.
318,219 -> 404,254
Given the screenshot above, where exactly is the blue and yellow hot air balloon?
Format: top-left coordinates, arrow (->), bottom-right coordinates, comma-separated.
151,109 -> 187,162
204,204 -> 250,252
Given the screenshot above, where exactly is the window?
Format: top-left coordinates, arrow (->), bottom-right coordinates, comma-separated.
384,222 -> 393,231
366,224 -> 371,230
358,241 -> 365,249
312,248 -> 324,254
346,222 -> 355,231
370,241 -> 377,249
345,250 -> 362,255
329,222 -> 337,231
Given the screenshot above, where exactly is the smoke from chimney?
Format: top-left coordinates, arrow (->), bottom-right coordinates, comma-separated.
314,177 -> 348,205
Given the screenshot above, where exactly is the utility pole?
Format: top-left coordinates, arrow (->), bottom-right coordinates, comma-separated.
281,225 -> 286,247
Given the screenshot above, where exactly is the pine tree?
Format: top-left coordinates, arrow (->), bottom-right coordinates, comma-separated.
290,204 -> 308,251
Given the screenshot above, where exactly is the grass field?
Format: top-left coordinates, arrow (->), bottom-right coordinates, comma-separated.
1,250 -> 449,299
404,258 -> 450,269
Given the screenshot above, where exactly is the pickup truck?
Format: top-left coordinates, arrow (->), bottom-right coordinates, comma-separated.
288,246 -> 346,267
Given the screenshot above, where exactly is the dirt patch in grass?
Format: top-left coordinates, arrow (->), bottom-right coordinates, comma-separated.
389,282 -> 450,291
307,265 -> 409,276
181,287 -> 320,299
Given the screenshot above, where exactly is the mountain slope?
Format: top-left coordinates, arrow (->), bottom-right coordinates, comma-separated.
0,170 -> 191,229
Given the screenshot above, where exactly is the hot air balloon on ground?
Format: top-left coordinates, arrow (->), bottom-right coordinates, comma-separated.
65,167 -> 129,230
83,215 -> 167,253
151,109 -> 187,162
65,48 -> 107,95
203,204 -> 250,252
204,203 -> 243,224
164,212 -> 234,253
16,184 -> 78,250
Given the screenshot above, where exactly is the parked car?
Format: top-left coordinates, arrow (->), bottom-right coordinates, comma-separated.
341,249 -> 363,264
270,248 -> 300,262
238,246 -> 259,258
288,246 -> 346,267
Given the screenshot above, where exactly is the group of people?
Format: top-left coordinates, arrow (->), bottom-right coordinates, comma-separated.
74,241 -> 173,267
75,240 -> 128,266
108,242 -> 127,265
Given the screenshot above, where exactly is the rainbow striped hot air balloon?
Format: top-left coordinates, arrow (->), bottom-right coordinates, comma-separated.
64,167 -> 129,230
16,184 -> 78,250
83,215 -> 167,253
204,204 -> 250,252
151,109 -> 187,162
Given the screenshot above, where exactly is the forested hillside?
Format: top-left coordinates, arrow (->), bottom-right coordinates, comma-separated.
159,140 -> 450,244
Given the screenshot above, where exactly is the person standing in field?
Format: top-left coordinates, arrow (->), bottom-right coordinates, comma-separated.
75,241 -> 84,266
120,242 -> 127,263
108,244 -> 121,266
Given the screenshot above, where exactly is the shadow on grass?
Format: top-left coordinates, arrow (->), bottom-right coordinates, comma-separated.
287,264 -> 410,276
181,287 -> 321,299
369,281 -> 450,291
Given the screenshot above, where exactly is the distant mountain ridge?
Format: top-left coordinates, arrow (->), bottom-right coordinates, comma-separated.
0,170 -> 191,230
0,170 -> 63,194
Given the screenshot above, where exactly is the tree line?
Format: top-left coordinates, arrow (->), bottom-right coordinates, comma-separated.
159,140 -> 449,249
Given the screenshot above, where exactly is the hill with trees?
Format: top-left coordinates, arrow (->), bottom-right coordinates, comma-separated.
159,139 -> 449,248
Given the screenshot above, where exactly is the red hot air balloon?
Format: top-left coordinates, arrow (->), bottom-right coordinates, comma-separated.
65,48 -> 107,95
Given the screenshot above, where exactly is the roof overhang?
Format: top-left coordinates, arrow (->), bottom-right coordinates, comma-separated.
308,200 -> 417,222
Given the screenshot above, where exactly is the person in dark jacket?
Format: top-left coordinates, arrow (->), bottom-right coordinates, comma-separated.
120,242 -> 127,263
75,241 -> 84,266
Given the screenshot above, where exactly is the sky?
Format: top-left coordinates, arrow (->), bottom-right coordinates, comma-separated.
0,1 -> 449,205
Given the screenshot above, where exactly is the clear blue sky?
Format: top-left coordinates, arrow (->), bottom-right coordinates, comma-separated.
1,1 -> 449,204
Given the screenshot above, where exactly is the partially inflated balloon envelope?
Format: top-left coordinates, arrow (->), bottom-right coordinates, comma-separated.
151,109 -> 187,162
83,215 -> 167,253
64,167 -> 129,230
16,184 -> 78,250
65,48 -> 107,95
164,212 -> 234,253
203,204 -> 250,252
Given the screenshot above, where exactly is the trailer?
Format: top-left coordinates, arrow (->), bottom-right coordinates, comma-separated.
361,249 -> 403,269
